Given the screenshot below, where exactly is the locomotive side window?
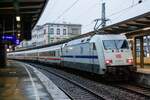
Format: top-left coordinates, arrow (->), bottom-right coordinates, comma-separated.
103,40 -> 129,50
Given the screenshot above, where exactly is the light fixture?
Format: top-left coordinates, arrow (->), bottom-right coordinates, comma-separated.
6,48 -> 10,52
142,27 -> 150,31
16,16 -> 21,21
17,30 -> 21,33
33,17 -> 37,21
17,24 -> 21,28
9,45 -> 12,49
127,38 -> 134,41
17,33 -> 21,37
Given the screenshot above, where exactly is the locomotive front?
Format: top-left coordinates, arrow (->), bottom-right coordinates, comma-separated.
101,35 -> 136,80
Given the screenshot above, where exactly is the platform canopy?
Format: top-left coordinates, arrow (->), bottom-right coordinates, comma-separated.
0,0 -> 48,41
99,12 -> 150,37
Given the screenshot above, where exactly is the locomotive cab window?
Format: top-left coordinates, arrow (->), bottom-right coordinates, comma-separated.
103,40 -> 129,50
115,40 -> 129,49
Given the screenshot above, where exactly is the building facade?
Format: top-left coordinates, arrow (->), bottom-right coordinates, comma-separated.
17,23 -> 81,48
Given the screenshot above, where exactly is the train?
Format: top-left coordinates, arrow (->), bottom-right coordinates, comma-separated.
7,34 -> 136,80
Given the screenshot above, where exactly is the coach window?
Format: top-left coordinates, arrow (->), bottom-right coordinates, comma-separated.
35,52 -> 38,56
39,52 -> 46,56
49,51 -> 52,56
39,52 -> 41,56
53,51 -> 56,56
28,53 -> 32,56
51,51 -> 55,56
49,51 -> 56,56
57,50 -> 59,56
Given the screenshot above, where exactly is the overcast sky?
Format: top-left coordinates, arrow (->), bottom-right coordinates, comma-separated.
37,0 -> 150,33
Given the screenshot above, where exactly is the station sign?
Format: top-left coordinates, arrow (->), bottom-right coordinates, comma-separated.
1,35 -> 20,45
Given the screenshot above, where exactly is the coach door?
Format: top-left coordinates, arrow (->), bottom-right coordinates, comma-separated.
90,43 -> 97,73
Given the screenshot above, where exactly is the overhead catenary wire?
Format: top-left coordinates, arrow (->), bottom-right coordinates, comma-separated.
107,0 -> 147,18
53,0 -> 80,23
83,21 -> 95,28
48,0 -> 56,14
52,0 -> 147,33
83,0 -> 147,30
89,0 -> 146,32
106,0 -> 148,25
73,2 -> 99,21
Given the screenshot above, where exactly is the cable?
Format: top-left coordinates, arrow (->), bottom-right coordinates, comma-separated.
107,0 -> 148,18
83,21 -> 94,28
53,0 -> 80,22
108,5 -> 137,17
73,3 -> 99,21
48,0 -> 56,13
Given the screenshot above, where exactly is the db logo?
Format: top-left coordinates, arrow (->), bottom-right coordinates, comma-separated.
116,54 -> 122,58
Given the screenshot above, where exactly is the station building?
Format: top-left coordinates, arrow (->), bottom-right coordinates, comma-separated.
16,23 -> 81,49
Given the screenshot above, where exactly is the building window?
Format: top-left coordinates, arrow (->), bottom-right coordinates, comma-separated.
63,29 -> 66,35
44,29 -> 46,34
57,28 -> 60,35
72,28 -> 79,35
49,28 -> 54,34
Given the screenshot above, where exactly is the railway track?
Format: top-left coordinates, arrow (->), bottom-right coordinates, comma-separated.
115,84 -> 150,98
28,62 -> 149,100
30,63 -> 106,100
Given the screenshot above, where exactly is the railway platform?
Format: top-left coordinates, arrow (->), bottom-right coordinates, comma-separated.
0,60 -> 70,100
134,65 -> 150,87
137,66 -> 150,74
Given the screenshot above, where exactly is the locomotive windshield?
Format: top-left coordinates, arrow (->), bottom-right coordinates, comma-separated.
103,40 -> 129,50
